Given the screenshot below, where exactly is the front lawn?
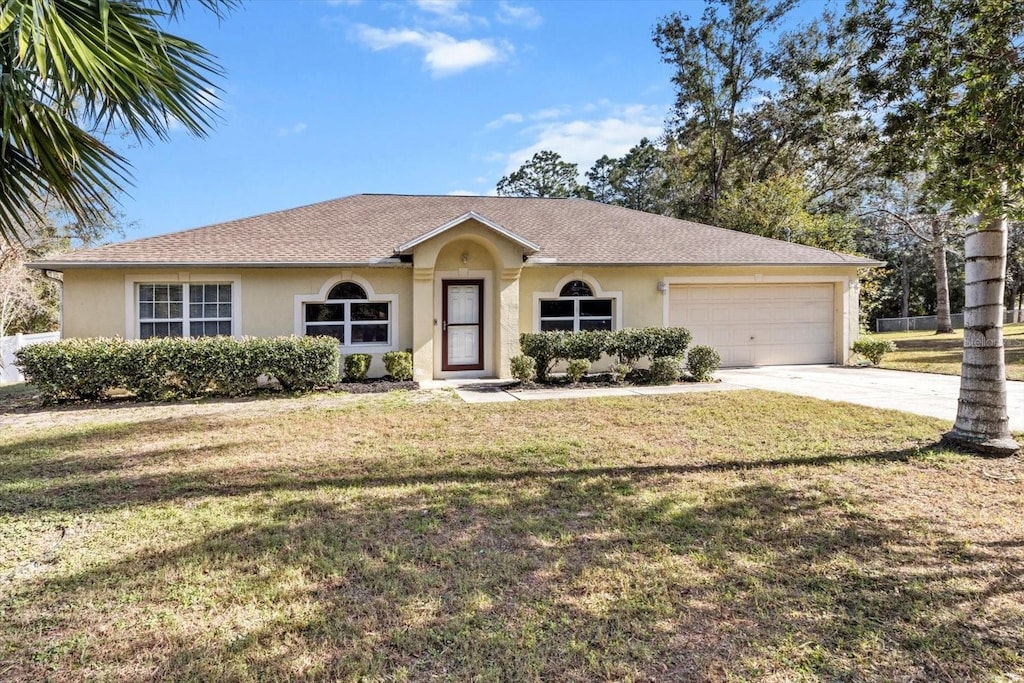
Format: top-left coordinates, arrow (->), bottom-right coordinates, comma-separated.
1,390 -> 1022,681
874,322 -> 1024,380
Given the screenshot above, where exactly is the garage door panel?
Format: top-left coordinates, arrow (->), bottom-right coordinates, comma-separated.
690,307 -> 715,325
722,346 -> 753,367
732,305 -> 767,322
710,308 -> 736,324
805,306 -> 833,324
768,326 -> 800,344
669,284 -> 835,367
804,325 -> 834,344
708,327 -> 739,347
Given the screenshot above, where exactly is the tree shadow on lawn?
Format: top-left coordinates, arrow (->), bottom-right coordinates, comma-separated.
1,428 -> 937,516
3,469 -> 1022,681
0,417 -> 250,484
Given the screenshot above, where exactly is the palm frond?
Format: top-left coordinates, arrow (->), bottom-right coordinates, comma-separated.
0,0 -> 228,245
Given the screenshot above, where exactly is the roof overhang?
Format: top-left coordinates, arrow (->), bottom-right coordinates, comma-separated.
522,259 -> 886,268
393,211 -> 541,255
26,258 -> 410,271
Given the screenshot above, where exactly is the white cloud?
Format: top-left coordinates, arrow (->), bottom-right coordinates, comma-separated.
447,189 -> 479,196
501,104 -> 666,175
495,1 -> 542,28
530,106 -> 569,120
353,24 -> 509,76
479,106 -> 571,135
415,0 -> 473,26
324,0 -> 362,5
278,122 -> 308,136
484,112 -> 524,130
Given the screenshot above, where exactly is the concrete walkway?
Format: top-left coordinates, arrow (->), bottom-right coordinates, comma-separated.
716,365 -> 1024,431
446,366 -> 1024,431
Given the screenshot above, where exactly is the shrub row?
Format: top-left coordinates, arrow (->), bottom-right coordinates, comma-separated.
340,351 -> 413,381
519,327 -> 694,380
16,336 -> 341,403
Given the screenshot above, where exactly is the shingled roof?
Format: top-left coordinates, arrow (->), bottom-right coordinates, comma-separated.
32,194 -> 880,268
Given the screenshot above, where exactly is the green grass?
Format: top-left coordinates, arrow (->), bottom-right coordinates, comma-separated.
873,323 -> 1024,380
1,390 -> 1022,681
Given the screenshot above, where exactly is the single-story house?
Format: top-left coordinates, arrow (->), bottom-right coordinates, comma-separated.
30,194 -> 881,381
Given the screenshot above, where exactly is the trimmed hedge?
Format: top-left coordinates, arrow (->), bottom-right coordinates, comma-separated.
687,345 -> 721,382
566,358 -> 590,384
649,356 -> 682,385
519,327 -> 693,379
607,327 -> 692,367
510,354 -> 537,383
562,330 -> 610,363
16,336 -> 340,403
343,353 -> 371,381
519,331 -> 567,381
382,351 -> 413,381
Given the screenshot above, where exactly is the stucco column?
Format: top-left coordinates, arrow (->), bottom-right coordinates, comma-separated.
412,267 -> 435,381
498,267 -> 522,379
847,278 -> 860,361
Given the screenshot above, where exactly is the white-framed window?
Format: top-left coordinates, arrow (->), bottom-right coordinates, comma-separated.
539,280 -> 614,332
304,281 -> 391,346
137,282 -> 233,339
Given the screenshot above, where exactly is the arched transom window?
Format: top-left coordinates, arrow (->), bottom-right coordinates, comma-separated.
305,281 -> 390,345
539,279 -> 614,332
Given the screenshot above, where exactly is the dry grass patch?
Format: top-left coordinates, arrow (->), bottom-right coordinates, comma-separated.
875,323 -> 1024,380
0,390 -> 1022,681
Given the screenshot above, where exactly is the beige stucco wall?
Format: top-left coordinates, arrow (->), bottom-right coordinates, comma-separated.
62,266 -> 413,377
60,244 -> 865,380
518,265 -> 863,368
406,220 -> 525,381
62,269 -> 129,338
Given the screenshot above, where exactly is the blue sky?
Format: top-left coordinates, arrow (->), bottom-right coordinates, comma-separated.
116,0 -> 824,240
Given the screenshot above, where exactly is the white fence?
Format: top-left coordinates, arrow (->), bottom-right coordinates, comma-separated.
1,331 -> 59,384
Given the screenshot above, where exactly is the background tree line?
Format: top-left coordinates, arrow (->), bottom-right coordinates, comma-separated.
496,0 -> 1023,332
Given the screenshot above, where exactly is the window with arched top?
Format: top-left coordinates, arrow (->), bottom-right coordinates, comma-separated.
305,281 -> 390,345
559,280 -> 593,297
540,278 -> 614,332
327,282 -> 367,300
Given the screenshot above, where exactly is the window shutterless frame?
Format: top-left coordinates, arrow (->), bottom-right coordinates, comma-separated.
302,281 -> 392,349
539,296 -> 613,332
137,282 -> 233,339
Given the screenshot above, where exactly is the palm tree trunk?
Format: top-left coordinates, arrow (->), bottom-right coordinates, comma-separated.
943,212 -> 1020,456
932,217 -> 954,333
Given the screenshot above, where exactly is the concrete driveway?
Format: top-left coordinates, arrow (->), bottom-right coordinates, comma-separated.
717,365 -> 1024,431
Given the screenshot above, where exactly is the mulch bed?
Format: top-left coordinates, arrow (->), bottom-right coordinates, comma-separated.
333,379 -> 419,394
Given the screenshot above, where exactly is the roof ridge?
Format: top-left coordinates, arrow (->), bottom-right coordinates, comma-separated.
361,193 -> 580,200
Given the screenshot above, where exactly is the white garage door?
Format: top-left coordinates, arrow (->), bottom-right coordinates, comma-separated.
668,284 -> 835,367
